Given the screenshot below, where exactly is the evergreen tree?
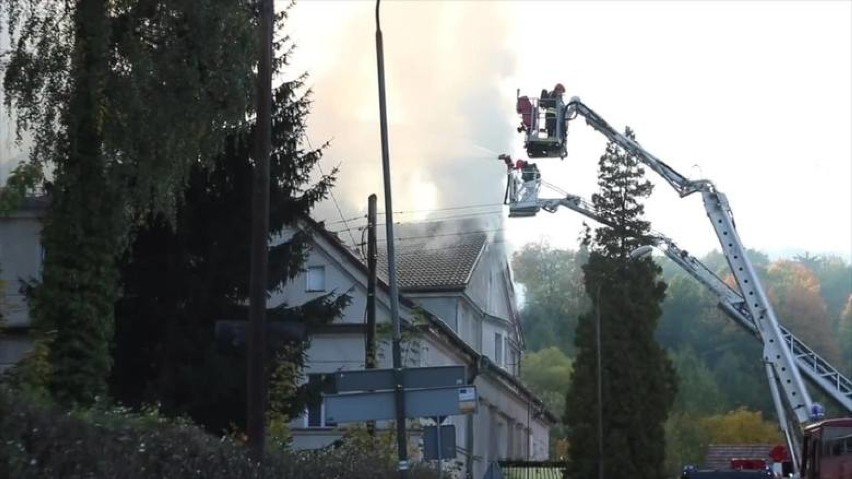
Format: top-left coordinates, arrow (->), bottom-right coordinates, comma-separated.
1,0 -> 256,405
108,23 -> 348,433
564,127 -> 677,479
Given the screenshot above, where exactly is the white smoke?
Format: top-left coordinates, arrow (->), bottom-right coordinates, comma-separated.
287,1 -> 518,227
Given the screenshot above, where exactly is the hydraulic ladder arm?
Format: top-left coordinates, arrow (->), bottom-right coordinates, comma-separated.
560,98 -> 816,425
537,193 -> 852,415
530,193 -> 851,473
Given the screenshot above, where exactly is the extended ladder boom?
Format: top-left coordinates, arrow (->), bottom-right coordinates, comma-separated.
561,98 -> 816,425
565,99 -> 713,198
534,193 -> 852,473
649,236 -> 852,417
539,195 -> 852,415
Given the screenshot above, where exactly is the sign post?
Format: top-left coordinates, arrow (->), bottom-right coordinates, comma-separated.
435,416 -> 445,479
424,422 -> 456,460
332,365 -> 466,393
324,365 -> 478,424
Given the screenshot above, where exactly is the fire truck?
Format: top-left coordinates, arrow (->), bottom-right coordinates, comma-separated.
501,93 -> 852,479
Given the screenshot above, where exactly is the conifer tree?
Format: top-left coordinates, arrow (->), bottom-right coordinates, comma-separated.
108,7 -> 348,432
565,127 -> 677,479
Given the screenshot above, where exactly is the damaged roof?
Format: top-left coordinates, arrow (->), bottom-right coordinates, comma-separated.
376,218 -> 491,292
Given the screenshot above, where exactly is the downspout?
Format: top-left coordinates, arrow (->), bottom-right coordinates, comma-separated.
466,354 -> 484,479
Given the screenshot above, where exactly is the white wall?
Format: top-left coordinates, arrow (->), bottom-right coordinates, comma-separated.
422,333 -> 551,479
270,237 -> 368,325
465,244 -> 513,320
0,213 -> 41,327
410,296 -> 458,331
0,210 -> 41,370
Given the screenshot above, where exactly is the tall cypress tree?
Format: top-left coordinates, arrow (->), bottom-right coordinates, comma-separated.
564,127 -> 677,479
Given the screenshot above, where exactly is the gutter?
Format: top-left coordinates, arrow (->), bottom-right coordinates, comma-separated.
411,317 -> 559,425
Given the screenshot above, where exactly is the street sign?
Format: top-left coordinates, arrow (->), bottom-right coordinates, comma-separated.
458,386 -> 477,414
423,424 -> 456,460
332,365 -> 466,393
324,385 -> 478,423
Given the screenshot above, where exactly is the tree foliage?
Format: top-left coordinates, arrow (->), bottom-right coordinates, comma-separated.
765,260 -> 842,365
512,243 -> 588,355
795,253 -> 852,326
0,162 -> 42,215
669,347 -> 726,416
0,0 -> 256,405
839,295 -> 852,375
701,407 -> 782,444
521,347 -> 572,457
1,0 -> 256,208
107,8 -> 347,433
564,127 -> 677,479
664,412 -> 709,476
514,238 -> 851,473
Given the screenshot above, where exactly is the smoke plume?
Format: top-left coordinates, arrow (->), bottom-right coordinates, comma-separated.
289,1 -> 517,236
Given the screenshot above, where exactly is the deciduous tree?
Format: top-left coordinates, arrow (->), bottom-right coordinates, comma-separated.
765,260 -> 842,365
701,407 -> 782,444
521,346 -> 573,456
512,244 -> 588,355
839,295 -> 852,375
1,0 -> 256,405
107,4 -> 347,433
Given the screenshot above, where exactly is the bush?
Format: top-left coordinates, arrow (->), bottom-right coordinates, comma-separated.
0,387 -> 440,478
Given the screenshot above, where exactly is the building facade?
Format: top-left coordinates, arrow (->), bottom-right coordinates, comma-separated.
0,205 -> 555,478
0,197 -> 44,372
275,218 -> 554,479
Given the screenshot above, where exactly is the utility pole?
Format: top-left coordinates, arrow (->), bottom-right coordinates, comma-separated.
374,1 -> 408,476
596,282 -> 604,479
366,193 -> 378,437
247,0 -> 273,460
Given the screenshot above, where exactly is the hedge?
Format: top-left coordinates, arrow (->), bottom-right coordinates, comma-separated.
0,387 -> 441,478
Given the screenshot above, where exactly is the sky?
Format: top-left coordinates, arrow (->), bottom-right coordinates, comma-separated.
0,1 -> 849,262
283,0 -> 852,262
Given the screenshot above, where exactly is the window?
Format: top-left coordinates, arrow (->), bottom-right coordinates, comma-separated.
504,336 -> 510,368
494,332 -> 504,366
303,374 -> 336,428
306,265 -> 326,292
304,402 -> 337,428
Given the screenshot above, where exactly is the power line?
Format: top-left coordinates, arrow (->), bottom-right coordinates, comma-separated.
380,202 -> 505,216
305,135 -> 360,256
370,227 -> 507,245
355,237 -> 515,256
378,209 -> 505,227
325,213 -> 368,227
322,201 -> 505,227
326,209 -> 506,235
329,226 -> 496,246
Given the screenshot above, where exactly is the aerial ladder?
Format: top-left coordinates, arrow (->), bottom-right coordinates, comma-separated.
517,191 -> 852,473
502,95 -> 852,474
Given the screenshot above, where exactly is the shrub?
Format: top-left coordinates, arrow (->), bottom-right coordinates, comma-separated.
0,387 -> 440,478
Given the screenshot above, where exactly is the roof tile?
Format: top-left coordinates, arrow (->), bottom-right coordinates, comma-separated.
704,444 -> 777,469
376,218 -> 489,291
